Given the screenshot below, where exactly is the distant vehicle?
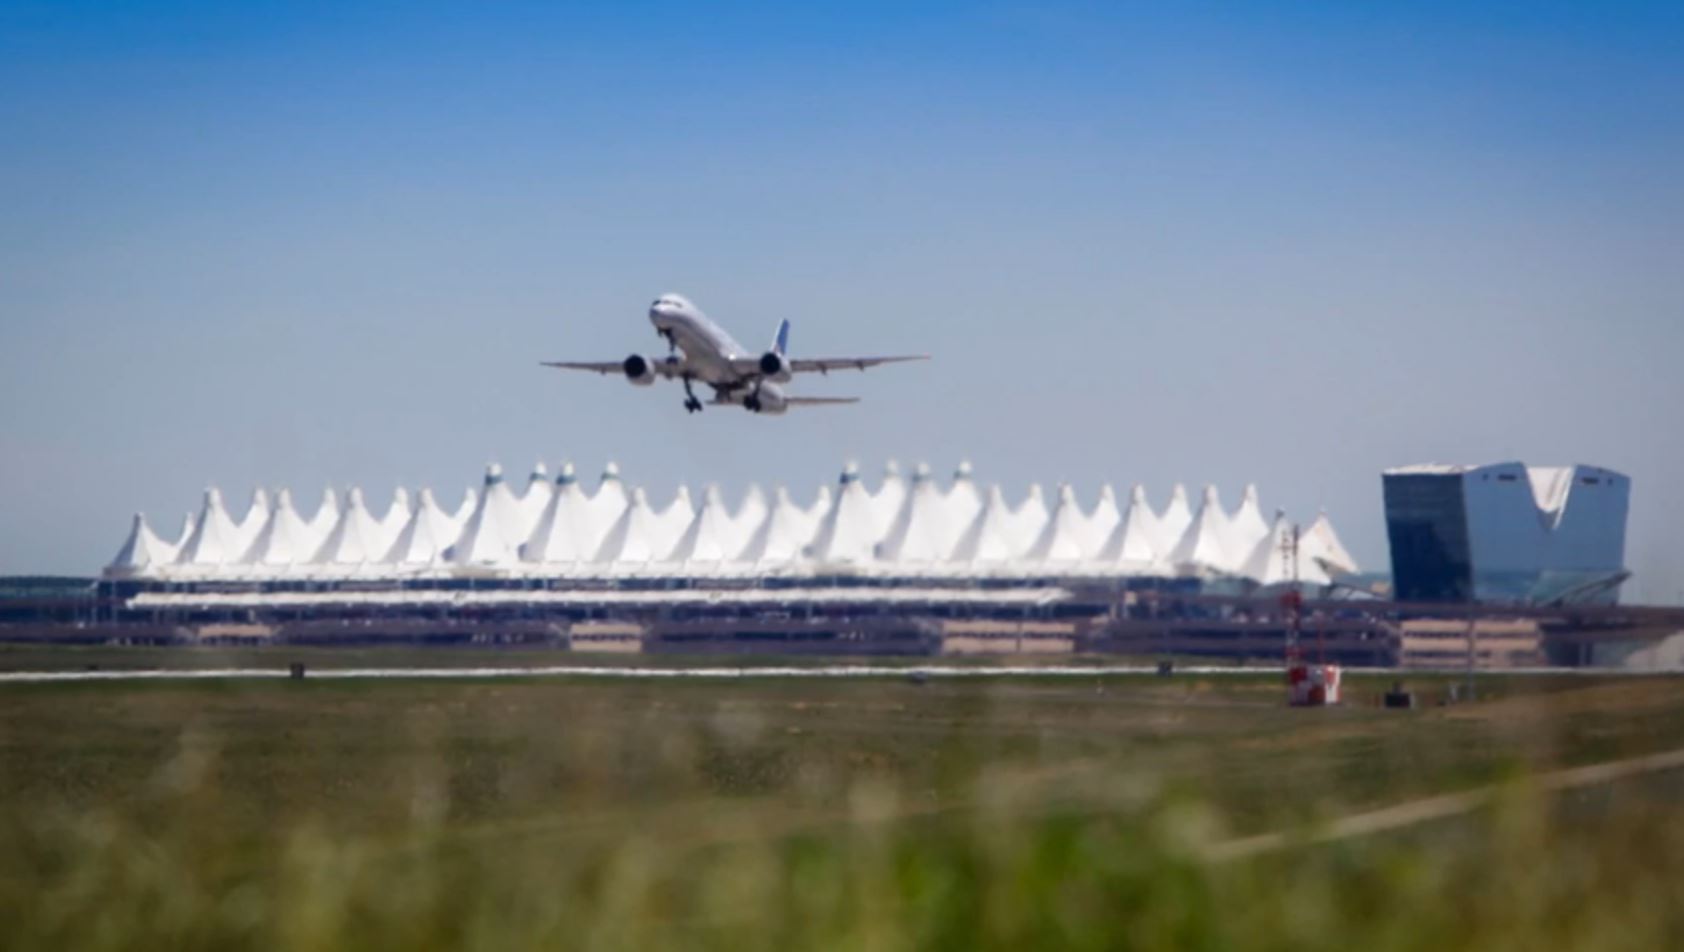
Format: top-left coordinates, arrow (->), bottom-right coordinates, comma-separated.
542,293 -> 927,414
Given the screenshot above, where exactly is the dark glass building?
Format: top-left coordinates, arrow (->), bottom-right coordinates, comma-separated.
1383,463 -> 1630,604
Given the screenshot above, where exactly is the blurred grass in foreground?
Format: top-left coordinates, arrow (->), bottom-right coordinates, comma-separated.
2,670 -> 1682,950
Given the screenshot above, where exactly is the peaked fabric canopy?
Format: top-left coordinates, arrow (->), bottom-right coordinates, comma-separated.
1242,513 -> 1333,587
1024,485 -> 1099,562
1299,511 -> 1360,577
1225,484 -> 1271,569
668,485 -> 741,563
313,487 -> 388,565
951,485 -> 1026,563
1168,486 -> 1236,574
1095,485 -> 1165,567
450,464 -> 526,566
110,513 -> 176,573
232,488 -> 271,557
806,463 -> 882,563
522,464 -> 608,564
875,464 -> 959,563
242,489 -> 315,566
177,488 -> 241,566
387,488 -> 460,565
739,486 -> 828,563
1156,485 -> 1193,553
303,488 -> 341,555
104,461 -> 1356,586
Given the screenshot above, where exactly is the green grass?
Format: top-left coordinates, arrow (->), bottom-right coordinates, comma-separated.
2,658 -> 1682,949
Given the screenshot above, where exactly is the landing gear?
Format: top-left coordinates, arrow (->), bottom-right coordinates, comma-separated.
744,381 -> 764,413
658,328 -> 677,356
682,376 -> 703,413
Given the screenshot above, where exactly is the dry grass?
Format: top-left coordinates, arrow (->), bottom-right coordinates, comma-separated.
2,663 -> 1682,949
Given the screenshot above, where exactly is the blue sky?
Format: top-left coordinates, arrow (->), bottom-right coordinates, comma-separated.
2,1 -> 1682,596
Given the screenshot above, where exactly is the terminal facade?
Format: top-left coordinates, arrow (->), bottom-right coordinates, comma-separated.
1382,463 -> 1630,605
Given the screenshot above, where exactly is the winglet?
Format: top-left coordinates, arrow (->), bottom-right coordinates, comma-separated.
771,319 -> 791,356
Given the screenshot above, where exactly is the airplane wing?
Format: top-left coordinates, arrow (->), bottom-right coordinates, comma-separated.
540,358 -> 686,379
789,355 -> 928,374
727,355 -> 929,376
540,361 -> 623,375
785,396 -> 861,406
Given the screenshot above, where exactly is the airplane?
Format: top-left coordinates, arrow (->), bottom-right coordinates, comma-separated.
541,293 -> 928,415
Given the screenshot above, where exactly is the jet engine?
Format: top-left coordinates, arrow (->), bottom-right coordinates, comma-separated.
758,351 -> 793,384
622,354 -> 657,386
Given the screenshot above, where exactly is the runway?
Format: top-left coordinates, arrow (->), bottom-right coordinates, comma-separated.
0,663 -> 1662,684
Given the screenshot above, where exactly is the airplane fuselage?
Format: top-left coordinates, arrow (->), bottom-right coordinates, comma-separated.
648,296 -> 750,385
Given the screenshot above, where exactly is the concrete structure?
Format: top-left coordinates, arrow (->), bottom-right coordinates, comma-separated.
1383,463 -> 1630,605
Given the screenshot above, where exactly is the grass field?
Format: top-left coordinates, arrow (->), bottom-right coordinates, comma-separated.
2,649 -> 1682,949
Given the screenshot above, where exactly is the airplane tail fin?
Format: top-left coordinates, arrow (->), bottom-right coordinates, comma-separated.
771,319 -> 791,356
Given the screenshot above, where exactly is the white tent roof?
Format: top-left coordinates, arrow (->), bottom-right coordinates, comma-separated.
951,485 -> 1025,563
1156,484 -> 1192,553
668,485 -> 742,563
1169,485 -> 1237,575
870,461 -> 907,530
654,486 -> 695,551
587,462 -> 630,538
232,488 -> 271,557
806,463 -> 881,564
730,485 -> 769,542
1088,486 -> 1122,548
594,487 -> 676,563
448,487 -> 477,529
1225,484 -> 1271,569
449,464 -> 525,566
176,488 -> 241,565
109,513 -> 175,573
313,487 -> 388,565
522,463 -> 609,563
1095,485 -> 1166,567
169,512 -> 195,552
944,460 -> 985,532
1242,513 -> 1332,587
383,488 -> 458,564
738,485 -> 827,563
377,488 -> 412,551
1005,484 -> 1050,553
241,488 -> 315,566
517,462 -> 553,530
1299,510 -> 1360,577
876,464 -> 961,563
301,487 -> 341,555
105,460 -> 1357,584
1024,485 -> 1098,562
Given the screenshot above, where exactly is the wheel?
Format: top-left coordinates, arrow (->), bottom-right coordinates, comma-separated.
745,395 -> 762,413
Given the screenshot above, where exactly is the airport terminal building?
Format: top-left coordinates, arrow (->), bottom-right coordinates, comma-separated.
1382,463 -> 1630,605
104,459 -> 1362,593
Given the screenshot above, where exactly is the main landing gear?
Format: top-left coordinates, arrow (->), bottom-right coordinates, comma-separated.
744,382 -> 764,413
682,376 -> 703,414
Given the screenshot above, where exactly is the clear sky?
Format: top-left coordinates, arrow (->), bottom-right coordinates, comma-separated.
2,1 -> 1682,597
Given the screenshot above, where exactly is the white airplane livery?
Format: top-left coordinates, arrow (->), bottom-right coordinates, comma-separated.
543,293 -> 928,415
